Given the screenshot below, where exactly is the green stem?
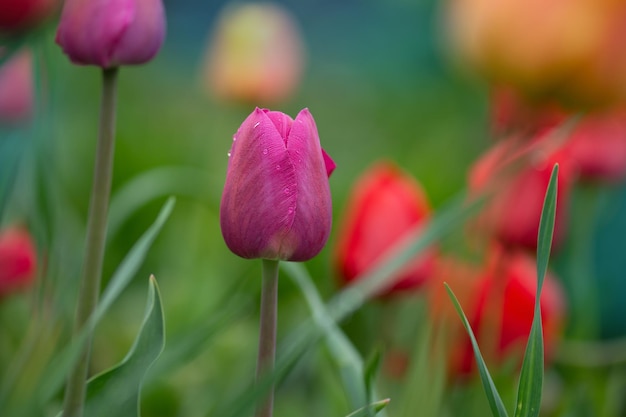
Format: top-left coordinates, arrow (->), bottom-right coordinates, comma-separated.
255,259 -> 279,417
61,66 -> 119,417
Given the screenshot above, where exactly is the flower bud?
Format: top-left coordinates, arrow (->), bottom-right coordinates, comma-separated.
202,2 -> 305,105
0,0 -> 58,33
0,49 -> 34,125
334,161 -> 436,296
469,137 -> 574,251
55,0 -> 166,68
0,226 -> 37,298
561,109 -> 626,183
220,107 -> 333,261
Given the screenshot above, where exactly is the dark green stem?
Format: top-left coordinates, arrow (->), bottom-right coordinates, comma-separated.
255,259 -> 279,417
61,66 -> 118,417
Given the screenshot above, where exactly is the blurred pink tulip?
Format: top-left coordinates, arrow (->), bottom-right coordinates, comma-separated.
220,108 -> 333,261
0,50 -> 34,125
203,2 -> 305,105
55,0 -> 166,68
0,226 -> 37,298
0,0 -> 58,33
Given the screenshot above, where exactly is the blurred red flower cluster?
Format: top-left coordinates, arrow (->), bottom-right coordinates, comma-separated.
334,84 -> 626,381
0,226 -> 37,299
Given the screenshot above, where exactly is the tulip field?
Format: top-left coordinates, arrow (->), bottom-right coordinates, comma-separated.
2,1 -> 626,417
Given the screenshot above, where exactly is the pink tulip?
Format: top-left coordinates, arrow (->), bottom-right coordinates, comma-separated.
220,108 -> 334,261
0,226 -> 37,298
0,50 -> 33,125
55,0 -> 166,68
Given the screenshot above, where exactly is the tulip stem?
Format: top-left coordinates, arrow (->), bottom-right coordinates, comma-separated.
62,66 -> 119,417
256,259 -> 279,417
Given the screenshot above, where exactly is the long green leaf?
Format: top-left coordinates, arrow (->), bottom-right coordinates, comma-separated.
56,276 -> 165,417
445,284 -> 509,417
345,399 -> 391,417
35,197 -> 175,406
515,163 -> 559,417
283,262 -> 372,412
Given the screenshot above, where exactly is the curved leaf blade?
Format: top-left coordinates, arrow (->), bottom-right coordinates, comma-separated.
515,163 -> 559,417
445,284 -> 509,417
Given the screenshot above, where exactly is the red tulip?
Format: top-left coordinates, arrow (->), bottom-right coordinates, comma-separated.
429,249 -> 566,377
55,0 -> 166,68
560,110 -> 626,183
0,0 -> 58,33
0,226 -> 37,298
0,50 -> 33,125
469,137 -> 574,251
334,161 -> 436,296
220,108 -> 333,261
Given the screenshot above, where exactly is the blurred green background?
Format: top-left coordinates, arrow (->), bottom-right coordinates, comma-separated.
2,0 -> 626,416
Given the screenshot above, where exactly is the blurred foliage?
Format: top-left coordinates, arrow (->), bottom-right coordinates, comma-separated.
1,1 -> 626,417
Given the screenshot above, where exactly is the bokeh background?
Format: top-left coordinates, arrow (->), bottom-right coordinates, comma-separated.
2,0 -> 626,416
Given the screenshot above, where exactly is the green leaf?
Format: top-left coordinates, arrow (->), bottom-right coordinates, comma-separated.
514,163 -> 558,417
363,347 -> 382,406
56,276 -> 165,417
345,399 -> 390,417
35,198 -> 175,406
445,284 -> 509,417
283,262 -> 378,413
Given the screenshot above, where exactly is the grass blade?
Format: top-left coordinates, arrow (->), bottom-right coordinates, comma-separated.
445,284 -> 509,417
515,164 -> 559,417
345,399 -> 391,417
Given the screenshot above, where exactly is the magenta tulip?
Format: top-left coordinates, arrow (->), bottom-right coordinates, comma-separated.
220,107 -> 334,261
55,0 -> 166,68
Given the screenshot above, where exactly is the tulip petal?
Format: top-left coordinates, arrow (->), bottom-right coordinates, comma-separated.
220,108 -> 298,260
322,148 -> 336,177
285,108 -> 333,261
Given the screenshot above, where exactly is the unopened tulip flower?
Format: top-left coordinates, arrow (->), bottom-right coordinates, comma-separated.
469,137 -> 574,251
0,0 -> 58,33
220,107 -> 334,261
203,2 -> 305,104
560,110 -> 626,183
0,226 -> 37,298
55,0 -> 166,68
335,162 -> 436,296
0,50 -> 33,125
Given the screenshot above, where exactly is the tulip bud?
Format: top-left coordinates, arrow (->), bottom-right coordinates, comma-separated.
0,50 -> 34,126
202,2 -> 305,105
0,0 -> 58,33
469,138 -> 574,251
560,110 -> 626,183
0,226 -> 37,298
334,162 -> 436,296
220,107 -> 333,261
55,0 -> 166,68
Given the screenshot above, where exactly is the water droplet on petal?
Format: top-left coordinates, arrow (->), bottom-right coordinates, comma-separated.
254,122 -> 260,128
287,206 -> 294,215
263,148 -> 269,155
275,164 -> 281,171
227,152 -> 231,157
284,187 -> 290,194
